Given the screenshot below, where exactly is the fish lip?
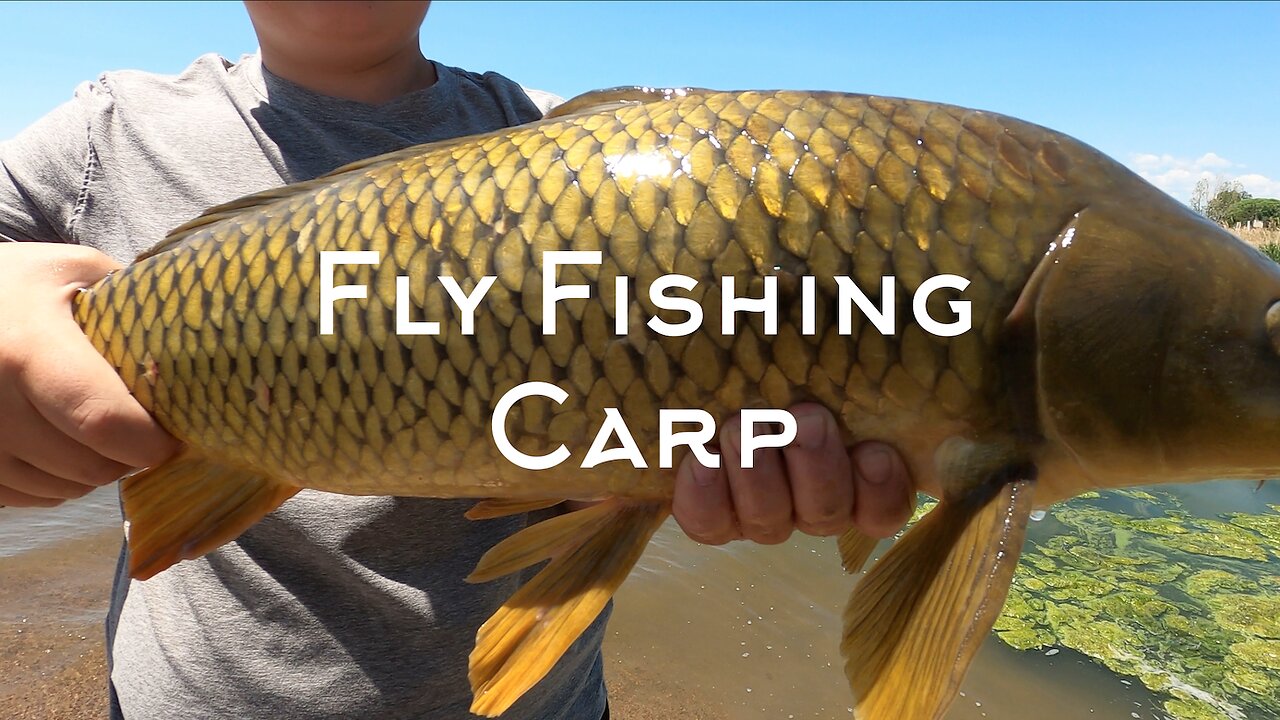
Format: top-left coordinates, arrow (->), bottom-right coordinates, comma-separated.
1266,300 -> 1280,355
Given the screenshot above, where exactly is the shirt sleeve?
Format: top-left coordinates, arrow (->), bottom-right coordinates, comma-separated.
520,87 -> 566,117
0,80 -> 107,244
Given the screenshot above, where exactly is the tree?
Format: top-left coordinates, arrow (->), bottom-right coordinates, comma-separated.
1224,198 -> 1280,227
1190,177 -> 1213,214
1204,180 -> 1251,224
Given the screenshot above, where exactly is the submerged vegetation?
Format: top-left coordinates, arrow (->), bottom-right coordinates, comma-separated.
933,488 -> 1280,720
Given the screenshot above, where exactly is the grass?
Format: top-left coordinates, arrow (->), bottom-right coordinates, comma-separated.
1228,226 -> 1280,264
1258,241 -> 1280,264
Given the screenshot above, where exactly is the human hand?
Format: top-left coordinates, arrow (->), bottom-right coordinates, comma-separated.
0,242 -> 179,507
672,402 -> 913,545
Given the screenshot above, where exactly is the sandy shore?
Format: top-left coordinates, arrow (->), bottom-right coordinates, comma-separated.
0,530 -> 722,720
0,530 -> 116,720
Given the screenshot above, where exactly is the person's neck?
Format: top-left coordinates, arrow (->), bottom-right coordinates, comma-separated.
260,44 -> 438,105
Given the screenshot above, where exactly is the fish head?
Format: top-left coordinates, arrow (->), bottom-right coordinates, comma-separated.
1029,187 -> 1280,489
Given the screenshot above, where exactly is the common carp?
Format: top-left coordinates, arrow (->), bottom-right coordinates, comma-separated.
71,87 -> 1280,719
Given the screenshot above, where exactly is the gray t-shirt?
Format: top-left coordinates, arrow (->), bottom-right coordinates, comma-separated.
0,52 -> 608,720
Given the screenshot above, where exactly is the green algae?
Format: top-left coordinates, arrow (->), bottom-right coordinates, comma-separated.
1128,516 -> 1190,536
1158,518 -> 1271,561
1124,489 -> 1163,502
991,621 -> 1055,651
1163,696 -> 1233,720
1208,595 -> 1280,639
907,496 -> 938,525
1185,570 -> 1253,596
1230,512 -> 1280,544
1229,638 -> 1280,671
983,487 -> 1280,720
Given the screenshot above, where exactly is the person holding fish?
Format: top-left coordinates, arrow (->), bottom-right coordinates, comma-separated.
0,2 -> 915,718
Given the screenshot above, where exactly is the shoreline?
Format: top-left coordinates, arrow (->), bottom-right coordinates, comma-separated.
0,528 -> 718,720
0,529 -> 116,720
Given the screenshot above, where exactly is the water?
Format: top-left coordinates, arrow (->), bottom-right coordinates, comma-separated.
613,478 -> 1278,719
2,480 -> 1276,719
606,520 -> 1168,720
0,486 -> 121,558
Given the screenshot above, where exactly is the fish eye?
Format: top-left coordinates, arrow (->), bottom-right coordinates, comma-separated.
1268,300 -> 1280,355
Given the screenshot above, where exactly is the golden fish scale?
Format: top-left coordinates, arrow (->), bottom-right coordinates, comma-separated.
73,90 -> 1087,499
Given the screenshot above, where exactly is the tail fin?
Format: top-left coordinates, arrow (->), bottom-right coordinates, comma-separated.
121,448 -> 299,579
842,480 -> 1034,720
465,498 -> 668,717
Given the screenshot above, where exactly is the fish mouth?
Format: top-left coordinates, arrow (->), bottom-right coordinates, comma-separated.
1266,300 -> 1280,355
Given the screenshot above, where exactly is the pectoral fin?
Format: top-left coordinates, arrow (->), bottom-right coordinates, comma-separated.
465,497 -> 567,520
842,479 -> 1035,720
837,529 -> 881,574
838,493 -> 920,574
121,448 -> 300,580
467,498 -> 669,717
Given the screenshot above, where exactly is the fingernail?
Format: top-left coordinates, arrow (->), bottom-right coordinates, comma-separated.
855,445 -> 894,485
692,459 -> 719,488
793,407 -> 831,449
721,416 -> 741,453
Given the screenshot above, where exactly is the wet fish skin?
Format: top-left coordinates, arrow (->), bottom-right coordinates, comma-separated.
67,88 -> 1280,719
75,89 -> 1086,500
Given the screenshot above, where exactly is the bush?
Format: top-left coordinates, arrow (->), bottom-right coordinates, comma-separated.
1257,240 -> 1280,264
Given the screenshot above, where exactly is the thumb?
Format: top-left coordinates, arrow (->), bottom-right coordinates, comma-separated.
42,245 -> 125,296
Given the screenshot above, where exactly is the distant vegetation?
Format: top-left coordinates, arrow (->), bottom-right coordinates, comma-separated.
1226,198 -> 1280,227
1257,239 -> 1280,264
1192,178 -> 1280,228
1191,179 -> 1280,263
1227,226 -> 1280,263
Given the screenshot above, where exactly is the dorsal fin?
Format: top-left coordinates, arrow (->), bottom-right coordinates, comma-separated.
136,129 -> 500,261
543,86 -> 707,120
137,187 -> 290,261
138,88 -> 711,263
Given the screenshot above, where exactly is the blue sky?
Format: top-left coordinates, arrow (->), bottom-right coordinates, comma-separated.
3,1 -> 1277,202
